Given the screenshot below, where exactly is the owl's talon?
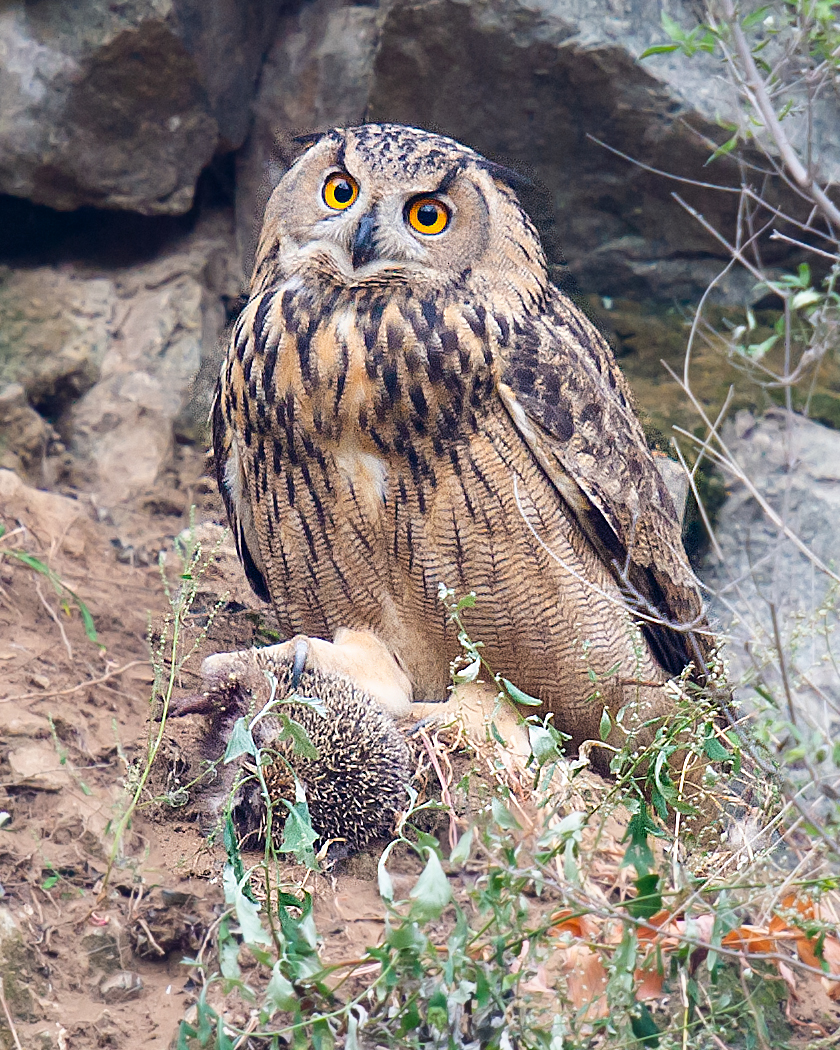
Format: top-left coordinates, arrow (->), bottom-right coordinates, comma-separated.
405,716 -> 439,737
291,636 -> 309,690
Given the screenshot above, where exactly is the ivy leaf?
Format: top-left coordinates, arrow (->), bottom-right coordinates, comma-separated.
599,707 -> 612,740
409,849 -> 452,922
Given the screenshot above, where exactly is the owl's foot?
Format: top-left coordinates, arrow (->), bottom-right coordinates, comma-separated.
411,681 -> 531,762
200,627 -> 414,718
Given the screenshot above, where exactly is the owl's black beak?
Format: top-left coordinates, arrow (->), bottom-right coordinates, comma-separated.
351,211 -> 379,269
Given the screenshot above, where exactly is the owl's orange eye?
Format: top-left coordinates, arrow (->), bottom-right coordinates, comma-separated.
406,197 -> 450,235
323,172 -> 359,210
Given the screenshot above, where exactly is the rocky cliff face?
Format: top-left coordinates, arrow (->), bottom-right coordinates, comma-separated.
0,0 -> 836,598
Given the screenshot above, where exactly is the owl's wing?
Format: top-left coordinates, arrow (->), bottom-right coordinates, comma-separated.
496,286 -> 710,678
211,382 -> 271,604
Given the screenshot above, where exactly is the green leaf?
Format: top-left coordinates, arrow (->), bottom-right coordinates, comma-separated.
427,989 -> 449,1031
223,862 -> 272,947
661,11 -> 687,41
501,678 -> 542,706
449,827 -> 473,866
491,796 -> 520,831
625,873 -> 662,920
263,962 -> 297,1016
705,133 -> 739,164
219,926 -> 241,981
792,288 -> 821,310
345,1006 -> 368,1050
599,707 -> 612,740
279,790 -> 319,866
409,848 -> 452,922
744,334 -> 779,359
703,732 -> 730,762
454,657 -> 481,683
639,42 -> 681,58
528,724 -> 565,766
176,1020 -> 197,1050
41,874 -> 59,890
195,988 -> 216,1044
224,718 -> 257,762
622,805 -> 660,876
630,1002 -> 661,1047
378,842 -> 396,902
278,714 -> 319,759
215,1017 -> 235,1050
742,4 -> 771,29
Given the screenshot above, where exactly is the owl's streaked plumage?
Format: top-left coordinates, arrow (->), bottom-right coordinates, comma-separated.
213,123 -> 710,751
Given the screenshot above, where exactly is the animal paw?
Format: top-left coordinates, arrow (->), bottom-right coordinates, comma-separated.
199,627 -> 414,718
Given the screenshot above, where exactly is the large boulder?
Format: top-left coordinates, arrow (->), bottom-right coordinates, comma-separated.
0,0 -> 280,214
237,0 -> 838,299
703,409 -> 840,732
0,211 -> 240,503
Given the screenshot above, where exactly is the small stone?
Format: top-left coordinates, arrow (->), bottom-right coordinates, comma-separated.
29,673 -> 51,690
6,744 -> 70,791
81,921 -> 129,976
99,970 -> 144,1003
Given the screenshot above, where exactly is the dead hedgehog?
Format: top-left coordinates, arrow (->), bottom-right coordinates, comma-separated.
170,643 -> 413,855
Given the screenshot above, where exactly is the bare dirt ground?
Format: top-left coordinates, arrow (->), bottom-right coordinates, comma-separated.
0,458 -> 409,1049
2,458 -> 839,1049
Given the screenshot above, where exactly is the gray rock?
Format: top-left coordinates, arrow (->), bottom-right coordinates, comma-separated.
702,409 -> 840,735
0,906 -> 44,1023
236,0 -> 833,298
99,970 -> 144,1002
0,383 -> 65,483
235,0 -> 384,271
68,212 -> 240,505
0,0 -> 280,214
0,212 -> 240,505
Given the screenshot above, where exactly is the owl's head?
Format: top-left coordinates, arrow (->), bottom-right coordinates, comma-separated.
255,124 -> 547,301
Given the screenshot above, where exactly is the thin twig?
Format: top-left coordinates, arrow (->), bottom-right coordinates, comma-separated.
718,0 -> 840,230
585,134 -> 742,192
769,229 -> 840,260
36,581 -> 73,661
0,977 -> 23,1050
0,660 -> 150,703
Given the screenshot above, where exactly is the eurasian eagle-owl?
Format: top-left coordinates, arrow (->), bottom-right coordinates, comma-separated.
213,123 -> 710,750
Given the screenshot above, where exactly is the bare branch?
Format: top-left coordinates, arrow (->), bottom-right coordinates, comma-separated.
718,0 -> 840,230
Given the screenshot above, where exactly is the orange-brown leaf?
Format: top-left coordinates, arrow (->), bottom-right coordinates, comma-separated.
721,925 -> 776,956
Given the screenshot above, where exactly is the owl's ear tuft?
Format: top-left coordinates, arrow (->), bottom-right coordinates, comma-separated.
481,161 -> 534,192
290,131 -> 327,157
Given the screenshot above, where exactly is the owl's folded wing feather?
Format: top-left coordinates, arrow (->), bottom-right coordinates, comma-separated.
211,386 -> 271,604
497,287 -> 710,678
